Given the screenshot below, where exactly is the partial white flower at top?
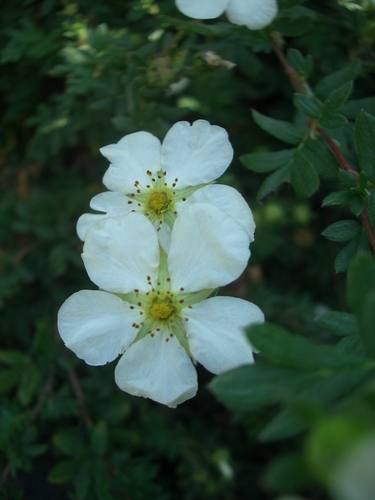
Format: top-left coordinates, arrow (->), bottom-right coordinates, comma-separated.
175,0 -> 278,30
77,120 -> 255,252
58,203 -> 264,407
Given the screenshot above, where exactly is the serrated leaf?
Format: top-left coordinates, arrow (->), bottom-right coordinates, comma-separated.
321,81 -> 353,115
322,191 -> 351,207
319,113 -> 347,129
240,149 -> 295,173
293,93 -> 321,118
302,138 -> 339,179
322,220 -> 359,242
257,163 -> 291,199
291,151 -> 320,197
349,195 -> 365,216
339,169 -> 357,189
347,253 -> 375,317
355,111 -> 375,183
315,61 -> 361,99
247,323 -> 364,370
211,363 -> 317,411
315,311 -> 359,336
287,48 -> 313,78
252,110 -> 303,145
334,233 -> 367,273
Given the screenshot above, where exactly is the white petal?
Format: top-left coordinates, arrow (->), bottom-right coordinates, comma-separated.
161,120 -> 233,189
168,203 -> 250,292
101,131 -> 161,193
77,192 -> 133,241
175,0 -> 229,19
226,0 -> 278,30
181,184 -> 255,241
115,329 -> 197,407
184,296 -> 264,374
154,221 -> 172,254
82,213 -> 159,294
57,290 -> 141,366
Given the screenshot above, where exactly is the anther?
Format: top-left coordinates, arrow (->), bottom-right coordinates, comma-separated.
182,197 -> 186,201
128,201 -> 133,204
179,300 -> 184,303
166,338 -> 169,342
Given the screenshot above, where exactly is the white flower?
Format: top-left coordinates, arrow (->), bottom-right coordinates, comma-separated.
77,120 -> 255,252
175,0 -> 278,30
58,204 -> 264,407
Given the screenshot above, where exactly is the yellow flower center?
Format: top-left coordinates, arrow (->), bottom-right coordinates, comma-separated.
149,301 -> 174,320
148,191 -> 170,213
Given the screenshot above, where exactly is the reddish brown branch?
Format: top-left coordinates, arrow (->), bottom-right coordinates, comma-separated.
271,33 -> 375,253
318,127 -> 359,180
270,33 -> 304,94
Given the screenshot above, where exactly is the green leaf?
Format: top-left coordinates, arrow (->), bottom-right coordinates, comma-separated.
291,151 -> 320,197
48,459 -> 78,484
252,110 -> 303,145
349,195 -> 365,216
322,191 -> 351,207
321,220 -> 359,242
347,253 -> 375,317
339,169 -> 358,189
315,61 -> 361,100
53,429 -> 86,457
321,81 -> 353,115
262,451 -> 310,493
355,111 -> 375,183
247,323 -> 364,370
91,421 -> 108,456
315,311 -> 359,336
257,163 -> 292,200
358,290 -> 375,358
369,190 -> 375,229
273,6 -> 315,36
302,137 -> 339,179
260,406 -> 308,441
293,93 -> 321,118
240,149 -> 295,173
17,364 -> 41,406
340,97 -> 375,119
0,350 -> 29,365
211,363 -> 317,411
287,48 -> 313,78
0,367 -> 22,393
334,234 -> 363,273
319,113 -> 347,129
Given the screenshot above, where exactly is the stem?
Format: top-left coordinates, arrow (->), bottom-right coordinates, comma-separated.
317,127 -> 359,180
270,32 -> 304,94
271,33 -> 375,253
68,367 -> 93,428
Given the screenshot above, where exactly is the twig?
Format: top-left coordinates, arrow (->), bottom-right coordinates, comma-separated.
271,32 -> 375,253
67,368 -> 93,428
